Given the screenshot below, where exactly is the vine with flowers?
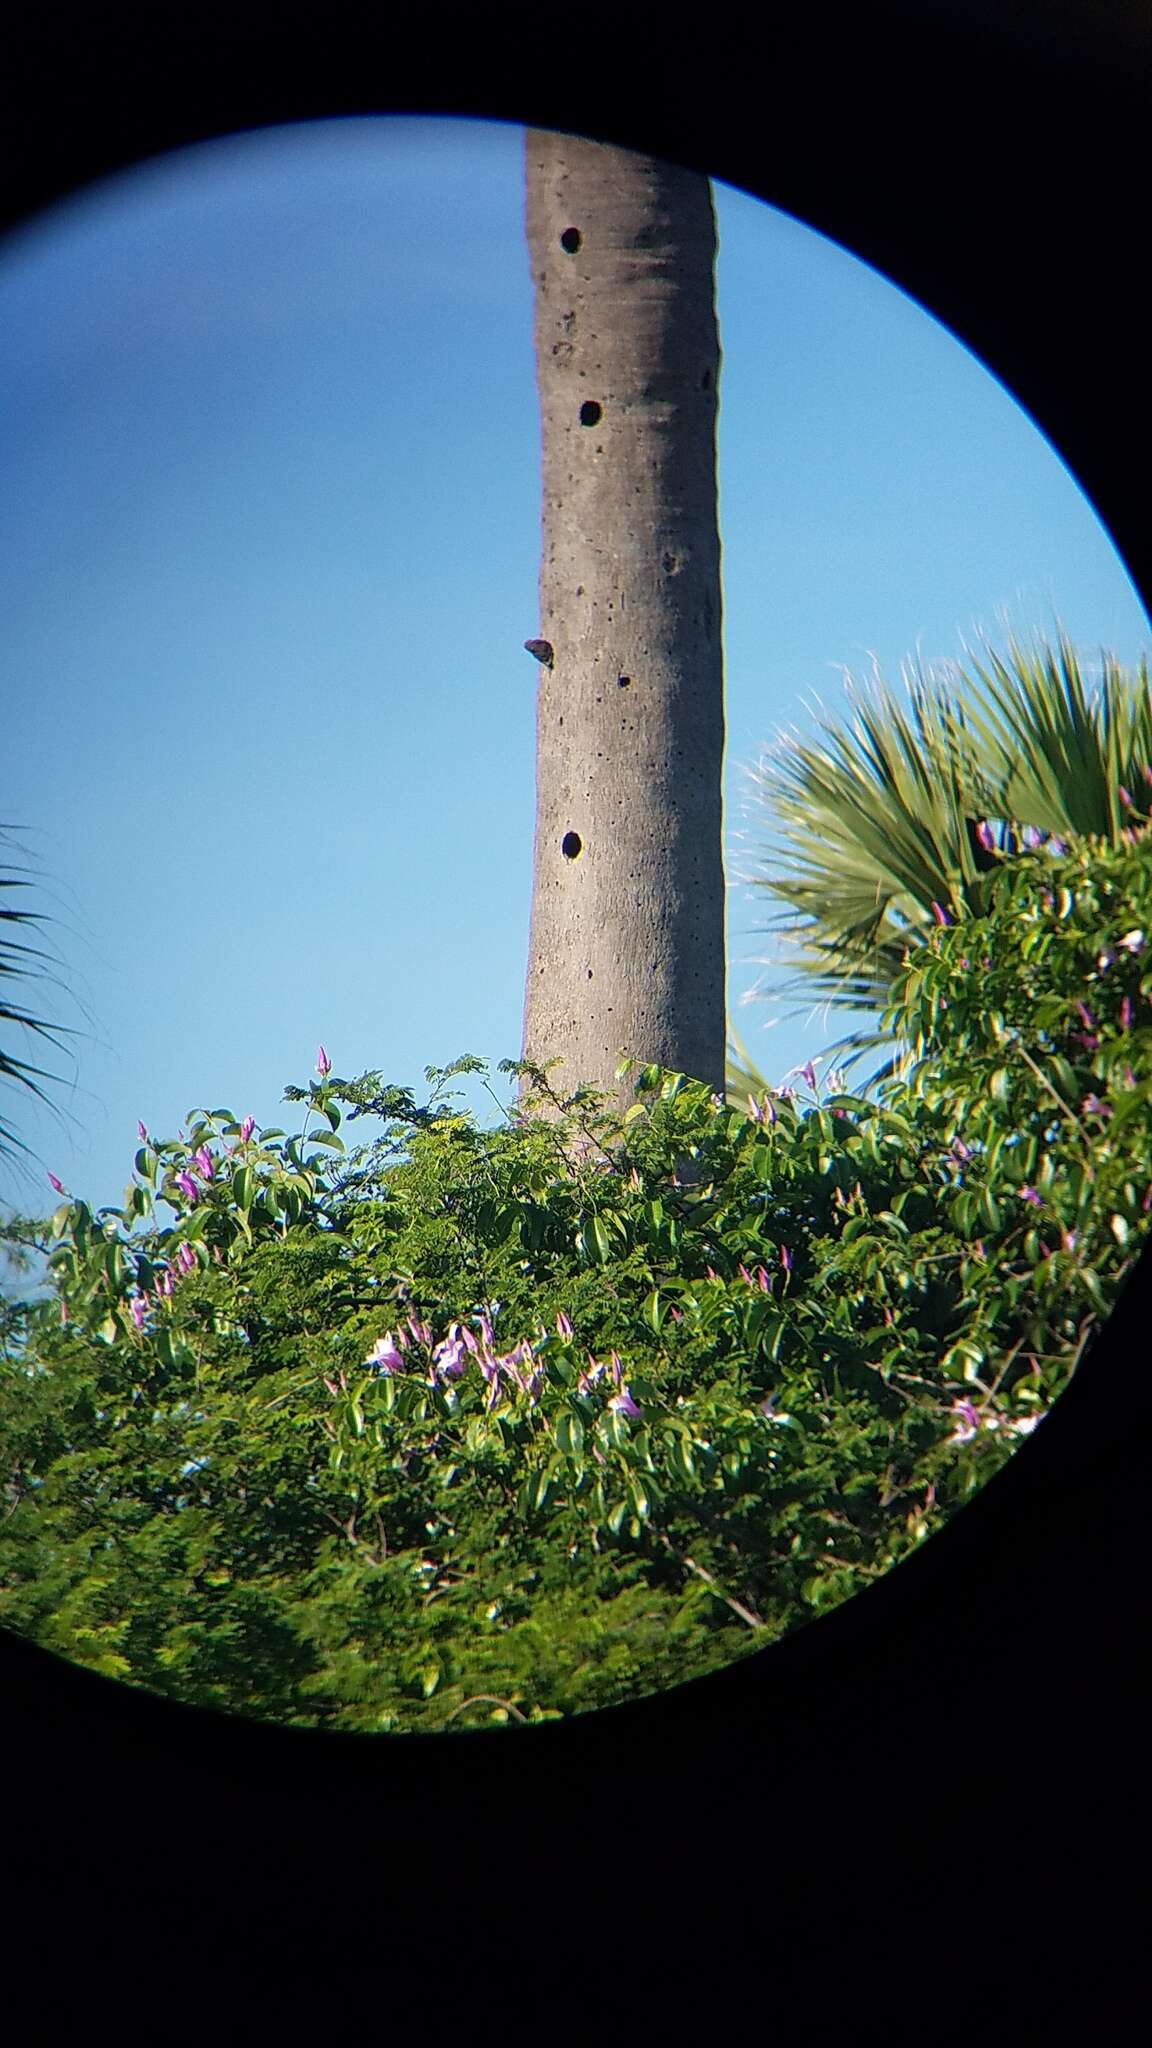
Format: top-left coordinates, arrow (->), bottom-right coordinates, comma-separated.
1,828 -> 1150,1731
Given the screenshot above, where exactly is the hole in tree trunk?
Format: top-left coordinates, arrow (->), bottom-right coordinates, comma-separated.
561,832 -> 582,860
559,227 -> 581,253
579,400 -> 602,426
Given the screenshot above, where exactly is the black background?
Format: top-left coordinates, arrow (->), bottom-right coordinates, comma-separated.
2,7 -> 1148,2031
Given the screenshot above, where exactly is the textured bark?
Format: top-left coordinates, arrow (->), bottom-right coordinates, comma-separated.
520,131 -> 726,1141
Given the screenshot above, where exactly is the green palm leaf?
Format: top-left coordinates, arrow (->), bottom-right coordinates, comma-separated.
730,630 -> 1152,1096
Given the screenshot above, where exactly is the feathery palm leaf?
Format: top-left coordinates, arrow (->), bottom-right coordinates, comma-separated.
0,825 -> 81,1166
731,631 -> 1152,1097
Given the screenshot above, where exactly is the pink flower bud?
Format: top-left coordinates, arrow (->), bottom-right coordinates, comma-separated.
316,1045 -> 331,1077
240,1116 -> 255,1143
47,1173 -> 64,1194
137,1122 -> 148,1142
556,1310 -> 573,1338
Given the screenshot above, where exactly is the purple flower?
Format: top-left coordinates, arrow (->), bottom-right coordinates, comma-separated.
406,1314 -> 432,1348
129,1295 -> 147,1330
1081,1093 -> 1111,1119
1075,1001 -> 1096,1031
756,1265 -> 770,1293
1020,1186 -> 1043,1206
1119,785 -> 1134,810
240,1115 -> 255,1143
431,1334 -> 468,1382
779,1244 -> 793,1273
192,1145 -> 214,1180
137,1121 -> 148,1142
1118,929 -> 1145,954
737,1263 -> 754,1287
609,1350 -> 624,1387
157,1269 -> 173,1299
1120,996 -> 1133,1030
175,1171 -> 198,1206
1047,837 -> 1067,857
176,1242 -> 198,1274
608,1387 -> 641,1418
974,819 -> 995,853
930,901 -> 951,927
1061,1229 -> 1078,1254
316,1045 -> 331,1077
556,1310 -> 573,1339
951,1137 -> 972,1163
47,1172 -> 64,1195
949,1399 -> 982,1445
367,1332 -> 405,1374
1021,825 -> 1043,851
577,1357 -> 606,1395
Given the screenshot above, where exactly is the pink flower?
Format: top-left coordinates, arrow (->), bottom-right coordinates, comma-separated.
176,1242 -> 197,1275
192,1145 -> 214,1180
974,819 -> 995,853
1119,786 -> 1134,810
1019,1186 -> 1043,1206
47,1173 -> 64,1195
556,1310 -> 573,1339
137,1121 -> 148,1142
779,1244 -> 792,1273
130,1295 -> 147,1330
1081,1093 -> 1111,1119
175,1171 -> 198,1205
316,1045 -> 331,1077
930,901 -> 951,927
367,1332 -> 405,1374
949,1399 -> 982,1445
608,1387 -> 640,1418
1120,996 -> 1133,1030
240,1116 -> 255,1143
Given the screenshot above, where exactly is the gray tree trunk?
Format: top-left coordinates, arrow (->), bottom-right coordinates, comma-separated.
519,130 -> 727,1152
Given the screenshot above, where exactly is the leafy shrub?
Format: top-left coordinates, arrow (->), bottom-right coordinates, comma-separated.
2,832 -> 1149,1731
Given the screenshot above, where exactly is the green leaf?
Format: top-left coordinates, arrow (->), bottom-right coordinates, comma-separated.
555,1408 -> 585,1458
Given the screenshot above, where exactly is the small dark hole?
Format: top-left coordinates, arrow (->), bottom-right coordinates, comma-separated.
579,400 -> 602,427
561,831 -> 582,860
560,228 -> 582,254
617,674 -> 632,689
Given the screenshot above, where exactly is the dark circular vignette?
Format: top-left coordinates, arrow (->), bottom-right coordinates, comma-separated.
2,15 -> 1149,2029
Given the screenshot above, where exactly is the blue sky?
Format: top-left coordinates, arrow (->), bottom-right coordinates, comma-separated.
1,113 -> 1148,1229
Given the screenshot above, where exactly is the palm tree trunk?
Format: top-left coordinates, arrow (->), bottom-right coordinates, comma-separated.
520,130 -> 726,1148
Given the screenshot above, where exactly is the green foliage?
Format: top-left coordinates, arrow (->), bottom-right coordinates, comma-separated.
730,630 -> 1152,1096
3,832 -> 1150,1731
